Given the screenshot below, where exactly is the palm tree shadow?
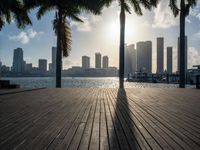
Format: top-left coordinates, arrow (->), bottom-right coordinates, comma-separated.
109,88 -> 139,150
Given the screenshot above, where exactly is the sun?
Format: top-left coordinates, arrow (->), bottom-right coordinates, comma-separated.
109,20 -> 137,42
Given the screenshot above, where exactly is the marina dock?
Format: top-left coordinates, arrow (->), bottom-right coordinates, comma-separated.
0,88 -> 200,150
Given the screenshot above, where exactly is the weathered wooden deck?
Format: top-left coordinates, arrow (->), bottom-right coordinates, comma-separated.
0,88 -> 200,150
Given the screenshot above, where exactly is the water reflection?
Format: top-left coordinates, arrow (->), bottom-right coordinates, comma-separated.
1,77 -> 194,89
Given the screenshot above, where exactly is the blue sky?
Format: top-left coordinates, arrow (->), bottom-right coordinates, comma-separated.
0,1 -> 200,73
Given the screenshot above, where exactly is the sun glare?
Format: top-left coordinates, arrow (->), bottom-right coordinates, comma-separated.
109,20 -> 138,42
110,22 -> 120,37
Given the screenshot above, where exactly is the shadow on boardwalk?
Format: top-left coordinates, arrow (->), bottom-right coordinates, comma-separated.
110,88 -> 139,150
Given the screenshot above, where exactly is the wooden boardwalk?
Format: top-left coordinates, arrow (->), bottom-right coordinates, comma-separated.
0,88 -> 200,150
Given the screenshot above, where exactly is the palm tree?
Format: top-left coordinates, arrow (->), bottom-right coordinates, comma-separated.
169,0 -> 197,88
101,0 -> 158,88
24,0 -> 103,88
0,0 -> 31,30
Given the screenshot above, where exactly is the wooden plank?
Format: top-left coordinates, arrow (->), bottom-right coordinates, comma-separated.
0,88 -> 200,150
99,89 -> 109,150
77,89 -> 98,150
103,89 -> 121,150
44,89 -> 93,150
111,89 -> 181,150
106,89 -> 141,150
67,89 -> 96,150
125,89 -> 200,149
88,89 -> 101,150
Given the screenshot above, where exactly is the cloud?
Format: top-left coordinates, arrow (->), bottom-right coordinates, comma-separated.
188,47 -> 200,68
8,29 -> 44,44
63,58 -> 80,69
152,1 -> 179,28
190,2 -> 200,20
172,47 -> 200,71
71,15 -> 102,32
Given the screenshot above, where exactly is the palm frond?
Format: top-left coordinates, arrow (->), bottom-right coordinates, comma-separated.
0,0 -> 31,30
187,0 -> 197,8
150,0 -> 160,7
139,0 -> 151,10
0,15 -> 5,30
77,0 -> 104,15
169,0 -> 179,17
128,0 -> 143,15
37,5 -> 55,19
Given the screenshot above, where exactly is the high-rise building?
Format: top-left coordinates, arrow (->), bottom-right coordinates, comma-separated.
49,63 -> 52,71
23,61 -> 26,72
12,48 -> 24,73
51,47 -> 57,72
39,59 -> 47,72
177,36 -> 187,73
25,63 -> 32,72
125,44 -> 137,77
157,37 -> 164,74
82,56 -> 90,69
167,47 -> 173,74
103,56 -> 109,68
95,53 -> 101,68
136,41 -> 152,74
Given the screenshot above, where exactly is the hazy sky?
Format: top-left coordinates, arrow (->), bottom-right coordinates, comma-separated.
0,1 -> 200,73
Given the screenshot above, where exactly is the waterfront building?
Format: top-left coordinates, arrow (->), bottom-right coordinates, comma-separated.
12,48 -> 24,73
95,53 -> 101,68
167,47 -> 173,74
82,56 -> 90,69
125,44 -> 136,77
136,41 -> 152,74
25,63 -> 32,73
49,63 -> 52,71
103,56 -> 109,68
157,37 -> 164,74
1,65 -> 10,73
39,59 -> 47,72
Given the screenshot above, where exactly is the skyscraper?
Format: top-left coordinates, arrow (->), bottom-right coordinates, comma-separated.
25,63 -> 32,72
95,53 -> 101,68
39,59 -> 47,72
12,48 -> 24,73
125,44 -> 136,77
167,47 -> 173,74
177,36 -> 187,73
103,56 -> 109,68
49,63 -> 52,71
157,37 -> 164,74
137,41 -> 152,74
51,47 -> 57,72
82,56 -> 90,69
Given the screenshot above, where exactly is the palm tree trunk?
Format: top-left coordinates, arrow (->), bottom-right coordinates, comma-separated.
179,0 -> 186,88
56,10 -> 62,88
119,2 -> 125,89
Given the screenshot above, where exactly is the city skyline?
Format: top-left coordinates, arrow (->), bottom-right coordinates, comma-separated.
0,48 -> 112,73
0,35 -> 193,75
0,1 -> 200,73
